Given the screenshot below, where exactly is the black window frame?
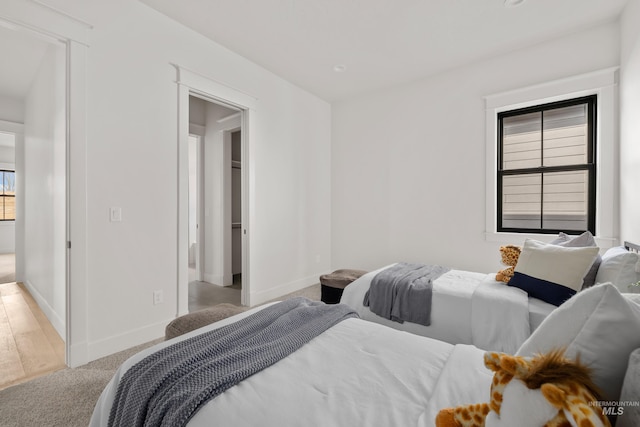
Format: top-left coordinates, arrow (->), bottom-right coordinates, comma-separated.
0,169 -> 15,222
497,95 -> 597,235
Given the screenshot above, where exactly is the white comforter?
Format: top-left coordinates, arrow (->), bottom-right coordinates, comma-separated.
341,265 -> 556,353
90,305 -> 493,427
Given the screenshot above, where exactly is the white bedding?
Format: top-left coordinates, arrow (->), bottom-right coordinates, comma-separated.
91,304 -> 492,427
341,265 -> 556,352
470,278 -> 530,353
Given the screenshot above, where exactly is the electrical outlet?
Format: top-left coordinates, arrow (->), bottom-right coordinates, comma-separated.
153,290 -> 163,305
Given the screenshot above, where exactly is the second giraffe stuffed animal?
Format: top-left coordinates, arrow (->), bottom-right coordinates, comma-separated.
435,349 -> 611,427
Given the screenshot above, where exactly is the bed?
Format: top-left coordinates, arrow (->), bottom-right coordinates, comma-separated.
91,282 -> 640,427
340,236 -> 640,353
342,266 -> 553,354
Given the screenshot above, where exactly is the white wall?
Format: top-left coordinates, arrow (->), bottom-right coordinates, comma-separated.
620,0 -> 640,244
332,22 -> 620,274
22,42 -> 66,337
189,96 -> 207,127
187,96 -> 206,269
188,135 -> 197,256
0,146 -> 15,162
40,0 -> 331,360
0,95 -> 24,123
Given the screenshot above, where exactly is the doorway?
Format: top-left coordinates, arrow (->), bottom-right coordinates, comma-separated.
176,65 -> 255,315
0,22 -> 68,383
1,0 -> 90,369
0,132 -> 16,285
186,95 -> 244,312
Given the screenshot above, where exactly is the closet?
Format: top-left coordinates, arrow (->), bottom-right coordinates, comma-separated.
231,130 -> 242,284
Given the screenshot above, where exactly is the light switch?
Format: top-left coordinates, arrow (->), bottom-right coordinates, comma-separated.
110,207 -> 122,222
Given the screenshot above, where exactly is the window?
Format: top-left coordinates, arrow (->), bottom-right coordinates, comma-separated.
497,95 -> 596,234
0,170 -> 15,221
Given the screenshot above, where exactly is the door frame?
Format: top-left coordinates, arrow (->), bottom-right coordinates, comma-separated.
175,65 -> 256,314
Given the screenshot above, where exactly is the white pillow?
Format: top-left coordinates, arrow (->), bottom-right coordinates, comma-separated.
595,246 -> 640,292
624,293 -> 640,304
517,283 -> 640,402
508,239 -> 599,306
617,348 -> 640,427
550,231 -> 601,289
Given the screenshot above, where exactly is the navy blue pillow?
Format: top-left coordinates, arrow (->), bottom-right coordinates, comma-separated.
508,271 -> 577,306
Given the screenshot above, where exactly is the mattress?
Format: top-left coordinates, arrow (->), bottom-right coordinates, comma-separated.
528,296 -> 556,330
341,265 -> 556,351
90,304 -> 492,427
342,267 -> 486,344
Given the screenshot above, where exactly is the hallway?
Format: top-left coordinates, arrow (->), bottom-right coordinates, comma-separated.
0,253 -> 65,390
0,281 -> 65,390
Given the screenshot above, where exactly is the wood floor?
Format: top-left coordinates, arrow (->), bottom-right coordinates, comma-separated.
0,282 -> 65,391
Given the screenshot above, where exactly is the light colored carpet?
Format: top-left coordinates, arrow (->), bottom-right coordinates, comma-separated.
0,283 -> 321,427
0,339 -> 162,427
265,283 -> 321,304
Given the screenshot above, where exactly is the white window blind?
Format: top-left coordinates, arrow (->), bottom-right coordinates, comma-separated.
498,97 -> 594,233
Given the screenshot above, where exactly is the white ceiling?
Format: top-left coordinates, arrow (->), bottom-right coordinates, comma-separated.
139,0 -> 629,101
0,1 -> 630,103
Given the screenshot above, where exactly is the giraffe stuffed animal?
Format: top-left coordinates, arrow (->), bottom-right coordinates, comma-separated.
435,349 -> 611,427
495,245 -> 521,283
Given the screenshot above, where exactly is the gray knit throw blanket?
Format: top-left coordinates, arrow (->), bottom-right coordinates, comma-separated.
364,263 -> 450,326
107,297 -> 357,427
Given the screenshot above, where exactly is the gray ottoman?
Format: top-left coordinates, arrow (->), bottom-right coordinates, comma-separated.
320,269 -> 367,304
165,303 -> 248,340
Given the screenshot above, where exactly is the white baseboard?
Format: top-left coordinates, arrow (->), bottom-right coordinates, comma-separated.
22,279 -> 65,340
249,273 -> 320,306
86,318 -> 171,362
79,272 -> 320,363
67,341 -> 89,368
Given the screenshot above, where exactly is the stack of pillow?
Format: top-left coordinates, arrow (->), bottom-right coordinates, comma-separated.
502,232 -> 640,424
549,231 -> 602,289
507,231 -> 640,307
515,283 -> 640,425
595,245 -> 640,293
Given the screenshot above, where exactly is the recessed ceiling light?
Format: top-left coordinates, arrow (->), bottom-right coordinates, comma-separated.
333,64 -> 347,73
504,0 -> 525,7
